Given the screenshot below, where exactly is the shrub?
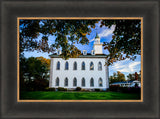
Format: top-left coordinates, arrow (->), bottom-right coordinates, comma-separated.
130,87 -> 141,93
118,87 -> 141,93
109,85 -> 120,92
24,79 -> 49,91
76,87 -> 81,91
44,87 -> 50,91
81,89 -> 89,92
49,88 -> 56,91
110,86 -> 141,93
95,89 -> 100,92
58,87 -> 65,91
119,87 -> 128,93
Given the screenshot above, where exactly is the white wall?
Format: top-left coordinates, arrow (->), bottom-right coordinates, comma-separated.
50,58 -> 109,89
93,44 -> 103,54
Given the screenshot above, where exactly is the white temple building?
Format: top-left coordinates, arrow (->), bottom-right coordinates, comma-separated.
49,34 -> 109,91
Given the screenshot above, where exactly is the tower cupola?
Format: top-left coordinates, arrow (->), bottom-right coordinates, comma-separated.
95,32 -> 100,38
93,33 -> 103,54
94,33 -> 100,44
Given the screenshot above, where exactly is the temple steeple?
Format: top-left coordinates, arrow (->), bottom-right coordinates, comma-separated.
95,32 -> 100,38
94,32 -> 100,44
93,33 -> 103,54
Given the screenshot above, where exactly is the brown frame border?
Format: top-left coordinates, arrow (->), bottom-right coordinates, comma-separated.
1,0 -> 159,118
17,17 -> 143,102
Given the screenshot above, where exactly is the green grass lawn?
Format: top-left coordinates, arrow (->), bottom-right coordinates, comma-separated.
20,91 -> 140,100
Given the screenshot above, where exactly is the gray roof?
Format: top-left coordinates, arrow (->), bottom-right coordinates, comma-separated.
49,53 -> 107,58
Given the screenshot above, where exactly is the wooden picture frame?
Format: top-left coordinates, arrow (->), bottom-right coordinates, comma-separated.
17,17 -> 143,102
0,0 -> 159,119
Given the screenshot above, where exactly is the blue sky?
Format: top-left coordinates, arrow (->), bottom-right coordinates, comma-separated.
24,21 -> 141,79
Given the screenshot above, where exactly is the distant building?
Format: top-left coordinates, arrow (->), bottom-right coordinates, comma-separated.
110,80 -> 141,88
49,33 -> 109,91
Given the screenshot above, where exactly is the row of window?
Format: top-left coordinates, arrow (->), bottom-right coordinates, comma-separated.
55,77 -> 103,87
56,61 -> 102,71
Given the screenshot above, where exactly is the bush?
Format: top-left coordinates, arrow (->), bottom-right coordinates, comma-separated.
76,87 -> 81,91
119,87 -> 128,93
57,87 -> 65,91
109,85 -> 140,93
45,87 -> 56,91
44,87 -> 49,91
118,87 -> 141,93
127,87 -> 140,93
50,88 -> 56,91
81,89 -> 89,92
109,85 -> 120,92
95,89 -> 100,92
23,79 -> 49,91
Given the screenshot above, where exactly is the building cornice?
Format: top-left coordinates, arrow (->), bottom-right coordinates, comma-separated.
49,54 -> 107,58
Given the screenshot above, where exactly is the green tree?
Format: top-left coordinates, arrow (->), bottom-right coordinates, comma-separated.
138,70 -> 141,81
20,20 -> 98,59
19,54 -> 27,90
36,56 -> 51,79
26,57 -> 46,81
101,20 -> 141,65
36,56 -> 50,69
109,76 -> 114,83
127,73 -> 135,81
24,57 -> 50,81
109,71 -> 125,83
20,56 -> 50,91
19,19 -> 141,65
117,71 -> 125,82
127,71 -> 141,81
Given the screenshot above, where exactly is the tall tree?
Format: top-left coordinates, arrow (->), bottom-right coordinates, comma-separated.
19,54 -> 27,90
127,73 -> 135,81
20,20 -> 98,59
127,71 -> 141,81
20,56 -> 50,91
21,57 -> 50,82
26,57 -> 46,81
109,71 -> 125,83
101,20 -> 141,65
117,71 -> 125,82
19,19 -> 141,65
36,56 -> 51,79
36,56 -> 50,69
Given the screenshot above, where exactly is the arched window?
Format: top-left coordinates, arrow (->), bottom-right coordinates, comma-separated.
64,78 -> 68,86
82,78 -> 85,87
65,61 -> 69,70
73,62 -> 77,70
90,62 -> 94,70
90,78 -> 94,87
73,78 -> 77,86
98,62 -> 102,70
99,78 -> 103,87
56,77 -> 59,86
56,61 -> 60,70
81,62 -> 85,70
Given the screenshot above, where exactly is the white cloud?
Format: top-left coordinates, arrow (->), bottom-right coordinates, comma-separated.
98,25 -> 116,38
89,38 -> 95,42
110,59 -> 141,73
89,25 -> 115,42
128,62 -> 141,72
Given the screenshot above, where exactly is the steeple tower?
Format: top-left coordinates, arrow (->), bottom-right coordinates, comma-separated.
93,33 -> 103,54
95,32 -> 100,38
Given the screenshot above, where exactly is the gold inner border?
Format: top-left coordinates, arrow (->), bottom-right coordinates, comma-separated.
17,17 -> 143,102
